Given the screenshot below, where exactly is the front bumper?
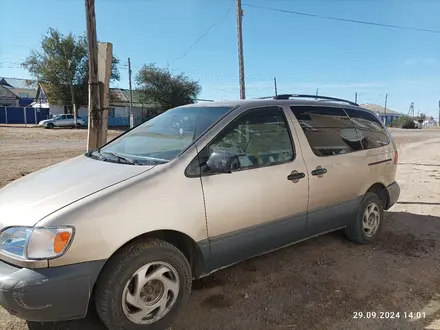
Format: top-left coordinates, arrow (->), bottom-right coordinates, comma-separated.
386,181 -> 400,210
0,259 -> 105,322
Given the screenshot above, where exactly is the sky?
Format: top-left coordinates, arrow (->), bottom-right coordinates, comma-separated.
1,0 -> 440,118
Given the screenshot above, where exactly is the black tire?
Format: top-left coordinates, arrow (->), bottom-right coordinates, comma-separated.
95,239 -> 192,330
76,123 -> 82,129
46,123 -> 54,129
345,192 -> 384,244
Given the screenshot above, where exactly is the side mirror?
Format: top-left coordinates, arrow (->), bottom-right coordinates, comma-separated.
206,150 -> 239,174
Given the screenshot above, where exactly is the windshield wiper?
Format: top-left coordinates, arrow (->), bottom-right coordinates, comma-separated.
86,149 -> 106,161
101,152 -> 140,165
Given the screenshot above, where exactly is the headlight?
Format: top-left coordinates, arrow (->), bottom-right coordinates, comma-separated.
0,226 -> 74,260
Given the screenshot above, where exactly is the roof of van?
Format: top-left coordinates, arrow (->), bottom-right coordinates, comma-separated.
184,98 -> 366,110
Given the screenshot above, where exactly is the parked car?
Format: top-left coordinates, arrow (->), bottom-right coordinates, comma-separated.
0,94 -> 400,330
38,114 -> 85,128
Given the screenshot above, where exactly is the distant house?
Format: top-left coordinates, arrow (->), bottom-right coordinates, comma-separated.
423,116 -> 438,127
0,85 -> 19,106
0,77 -> 37,106
360,103 -> 403,126
32,83 -> 157,126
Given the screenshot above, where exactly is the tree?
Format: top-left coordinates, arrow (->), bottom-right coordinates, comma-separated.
22,28 -> 120,122
135,64 -> 201,114
392,115 -> 414,128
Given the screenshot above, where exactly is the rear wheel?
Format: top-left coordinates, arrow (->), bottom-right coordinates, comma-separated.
95,239 -> 192,330
345,192 -> 384,244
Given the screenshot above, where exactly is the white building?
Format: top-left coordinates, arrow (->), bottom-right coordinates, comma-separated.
423,117 -> 438,127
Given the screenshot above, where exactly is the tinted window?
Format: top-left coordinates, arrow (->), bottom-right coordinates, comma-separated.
344,108 -> 390,149
198,107 -> 294,173
291,106 -> 363,157
66,115 -> 74,119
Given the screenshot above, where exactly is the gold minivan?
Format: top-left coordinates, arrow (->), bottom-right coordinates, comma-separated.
0,94 -> 400,330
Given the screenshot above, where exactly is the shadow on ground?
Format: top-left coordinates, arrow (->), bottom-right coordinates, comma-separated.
25,211 -> 440,330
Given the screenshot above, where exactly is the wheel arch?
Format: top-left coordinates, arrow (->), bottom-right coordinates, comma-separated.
97,229 -> 205,282
365,183 -> 390,209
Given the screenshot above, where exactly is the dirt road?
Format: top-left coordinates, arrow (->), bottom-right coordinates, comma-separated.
1,127 -> 440,330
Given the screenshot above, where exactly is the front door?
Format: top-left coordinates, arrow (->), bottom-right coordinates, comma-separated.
197,106 -> 309,270
289,106 -> 369,233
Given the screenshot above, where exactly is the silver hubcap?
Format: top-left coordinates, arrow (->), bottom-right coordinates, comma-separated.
363,202 -> 380,237
122,261 -> 180,324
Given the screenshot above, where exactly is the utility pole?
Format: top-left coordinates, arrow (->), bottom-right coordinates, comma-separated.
85,0 -> 101,151
384,93 -> 388,114
236,0 -> 246,99
97,42 -> 113,146
355,92 -> 358,104
85,0 -> 112,151
66,59 -> 77,127
274,77 -> 278,96
408,102 -> 415,118
438,101 -> 440,127
128,57 -> 134,128
315,88 -> 319,98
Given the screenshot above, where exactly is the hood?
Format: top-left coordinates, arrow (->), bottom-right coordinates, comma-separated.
0,155 -> 153,228
39,119 -> 53,124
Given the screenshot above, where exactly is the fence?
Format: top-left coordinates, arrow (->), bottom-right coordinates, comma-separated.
0,107 -> 150,127
81,115 -> 147,128
0,107 -> 50,124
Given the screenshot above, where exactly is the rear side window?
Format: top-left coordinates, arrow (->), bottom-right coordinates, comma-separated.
343,108 -> 390,149
291,106 -> 364,157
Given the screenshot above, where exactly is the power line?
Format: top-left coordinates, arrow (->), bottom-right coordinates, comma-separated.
242,3 -> 440,34
171,0 -> 235,65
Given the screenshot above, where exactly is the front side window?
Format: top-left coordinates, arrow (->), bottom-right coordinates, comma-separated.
343,108 -> 390,149
94,106 -> 233,165
196,107 -> 294,174
291,106 -> 364,157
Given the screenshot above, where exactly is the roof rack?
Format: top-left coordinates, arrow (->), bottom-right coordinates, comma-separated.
273,94 -> 359,106
253,96 -> 274,100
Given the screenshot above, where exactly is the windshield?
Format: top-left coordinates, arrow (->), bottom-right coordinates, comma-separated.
52,115 -> 62,120
97,105 -> 232,165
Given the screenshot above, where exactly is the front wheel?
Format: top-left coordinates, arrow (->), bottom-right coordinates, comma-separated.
345,192 -> 384,244
46,123 -> 55,129
95,239 -> 192,330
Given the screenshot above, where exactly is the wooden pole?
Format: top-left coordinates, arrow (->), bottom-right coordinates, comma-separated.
128,57 -> 134,128
97,42 -> 112,146
85,0 -> 101,151
236,0 -> 246,99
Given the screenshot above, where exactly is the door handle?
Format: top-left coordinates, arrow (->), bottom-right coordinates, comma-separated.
287,170 -> 305,183
311,166 -> 327,177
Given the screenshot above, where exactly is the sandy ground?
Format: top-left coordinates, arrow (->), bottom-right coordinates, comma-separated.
1,126 -> 440,330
